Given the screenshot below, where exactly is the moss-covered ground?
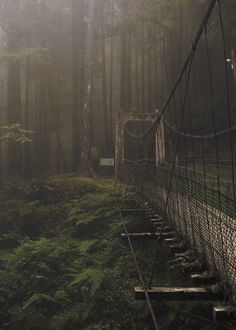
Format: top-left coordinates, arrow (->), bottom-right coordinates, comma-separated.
0,175 -> 235,329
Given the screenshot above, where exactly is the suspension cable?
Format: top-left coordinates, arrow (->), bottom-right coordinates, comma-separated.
115,201 -> 160,330
162,115 -> 236,139
149,56 -> 194,287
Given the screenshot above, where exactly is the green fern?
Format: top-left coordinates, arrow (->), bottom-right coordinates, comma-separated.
69,268 -> 104,298
22,293 -> 56,310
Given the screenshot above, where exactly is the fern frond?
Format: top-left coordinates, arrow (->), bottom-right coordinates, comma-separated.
22,293 -> 56,310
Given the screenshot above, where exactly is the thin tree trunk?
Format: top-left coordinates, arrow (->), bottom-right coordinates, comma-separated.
127,32 -> 132,112
148,26 -> 152,112
109,0 -> 114,152
72,0 -> 81,170
135,33 -> 140,112
154,25 -> 159,109
90,7 -> 96,148
23,55 -> 32,177
101,3 -> 109,155
119,1 -> 128,112
79,0 -> 94,173
7,31 -> 21,176
141,24 -> 145,112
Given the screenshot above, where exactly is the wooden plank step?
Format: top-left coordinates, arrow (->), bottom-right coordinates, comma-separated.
191,272 -> 216,285
125,198 -> 138,203
121,233 -> 160,240
182,260 -> 205,273
139,205 -> 150,209
139,202 -> 149,206
121,209 -> 147,215
153,224 -> 165,229
135,286 -> 222,301
150,218 -> 162,223
140,206 -> 153,211
152,222 -> 164,228
213,306 -> 236,321
155,226 -> 172,232
161,231 -> 176,239
146,212 -> 154,217
164,237 -> 179,244
169,242 -> 187,255
175,250 -> 194,258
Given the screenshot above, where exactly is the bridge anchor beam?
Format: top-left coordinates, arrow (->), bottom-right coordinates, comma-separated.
135,286 -> 223,301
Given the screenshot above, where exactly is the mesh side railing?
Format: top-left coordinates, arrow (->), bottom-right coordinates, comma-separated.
120,162 -> 236,300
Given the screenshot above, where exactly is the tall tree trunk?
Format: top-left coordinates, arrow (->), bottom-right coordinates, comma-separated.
135,32 -> 140,112
119,1 -> 128,112
39,77 -> 49,174
141,24 -> 145,112
90,7 -> 96,149
101,3 -> 109,155
148,26 -> 152,112
109,0 -> 114,152
72,0 -> 81,170
154,25 -> 159,109
7,31 -> 21,176
79,0 -> 94,173
23,55 -> 32,177
127,32 -> 132,112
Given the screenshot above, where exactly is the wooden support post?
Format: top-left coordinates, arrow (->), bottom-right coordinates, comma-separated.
135,285 -> 223,301
121,233 -> 160,240
182,260 -> 205,273
213,306 -> 236,321
191,272 -> 216,285
169,242 -> 187,255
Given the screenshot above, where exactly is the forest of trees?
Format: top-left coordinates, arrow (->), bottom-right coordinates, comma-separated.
0,0 -> 236,178
1,1 -> 236,329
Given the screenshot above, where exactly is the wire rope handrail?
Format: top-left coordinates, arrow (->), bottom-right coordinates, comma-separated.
163,115 -> 236,139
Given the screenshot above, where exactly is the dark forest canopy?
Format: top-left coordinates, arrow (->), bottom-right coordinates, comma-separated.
0,0 -> 235,178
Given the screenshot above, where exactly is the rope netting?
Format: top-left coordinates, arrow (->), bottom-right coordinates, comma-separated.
117,0 -> 236,304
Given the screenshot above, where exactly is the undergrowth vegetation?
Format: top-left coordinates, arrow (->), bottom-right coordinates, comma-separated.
0,175 -> 233,330
0,175 -> 153,330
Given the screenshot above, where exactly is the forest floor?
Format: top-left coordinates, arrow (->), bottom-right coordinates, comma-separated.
0,174 -> 235,330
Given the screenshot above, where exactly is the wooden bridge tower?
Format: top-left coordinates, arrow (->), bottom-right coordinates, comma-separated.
115,111 -> 165,178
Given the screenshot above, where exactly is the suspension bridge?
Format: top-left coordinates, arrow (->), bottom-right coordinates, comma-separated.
115,0 -> 236,328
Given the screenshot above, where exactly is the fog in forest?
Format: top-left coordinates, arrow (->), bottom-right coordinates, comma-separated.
0,0 -> 234,178
0,0 -> 236,329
